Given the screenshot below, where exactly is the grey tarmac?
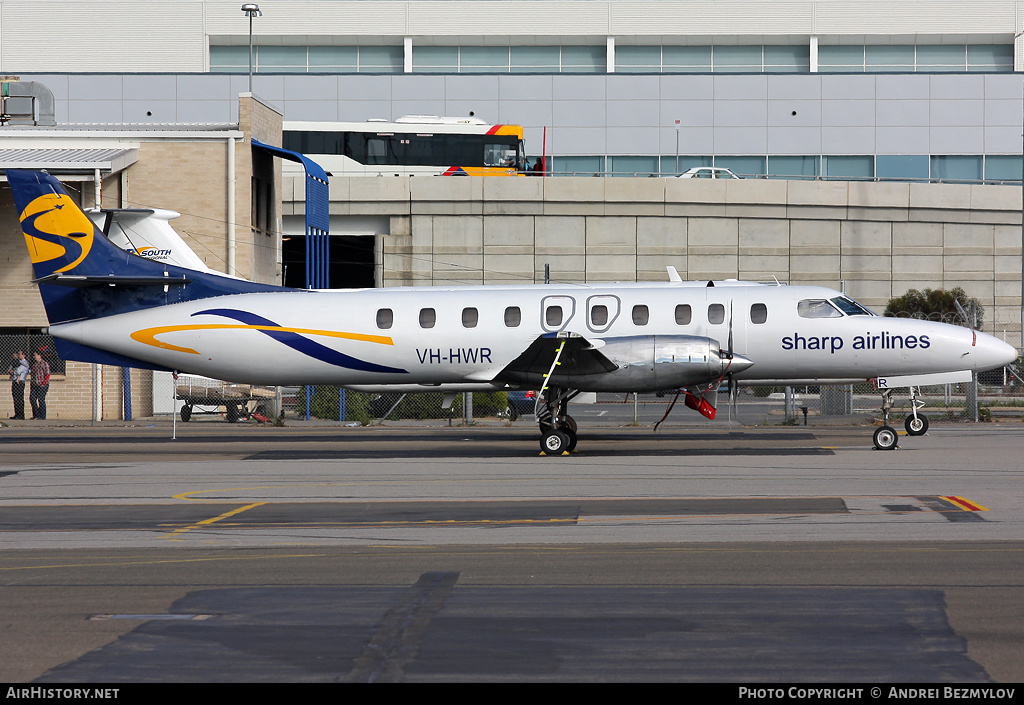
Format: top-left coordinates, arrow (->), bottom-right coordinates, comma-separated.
0,421 -> 1021,682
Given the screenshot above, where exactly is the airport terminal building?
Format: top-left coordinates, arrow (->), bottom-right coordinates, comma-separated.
0,0 -> 1021,419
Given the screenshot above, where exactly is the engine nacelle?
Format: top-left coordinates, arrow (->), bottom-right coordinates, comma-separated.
554,335 -> 753,393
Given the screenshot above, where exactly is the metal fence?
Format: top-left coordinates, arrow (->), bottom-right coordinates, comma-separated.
286,387 -> 510,425
0,331 -> 62,377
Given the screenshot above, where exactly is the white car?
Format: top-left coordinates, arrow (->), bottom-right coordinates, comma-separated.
677,167 -> 740,179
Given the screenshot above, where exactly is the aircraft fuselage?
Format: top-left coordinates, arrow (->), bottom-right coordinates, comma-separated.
48,280 -> 1015,392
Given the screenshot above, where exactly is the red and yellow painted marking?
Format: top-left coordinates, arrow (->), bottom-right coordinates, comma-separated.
941,496 -> 989,512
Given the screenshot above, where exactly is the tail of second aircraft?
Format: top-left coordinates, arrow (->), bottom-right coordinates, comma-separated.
8,169 -> 286,325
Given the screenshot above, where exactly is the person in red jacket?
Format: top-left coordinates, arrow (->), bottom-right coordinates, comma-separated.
30,352 -> 50,420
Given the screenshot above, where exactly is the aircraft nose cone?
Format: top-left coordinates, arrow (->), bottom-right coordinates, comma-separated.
971,331 -> 1018,372
726,353 -> 755,375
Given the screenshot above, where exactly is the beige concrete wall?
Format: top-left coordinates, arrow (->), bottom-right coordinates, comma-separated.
303,176 -> 1024,345
238,94 -> 285,285
126,140 -> 235,274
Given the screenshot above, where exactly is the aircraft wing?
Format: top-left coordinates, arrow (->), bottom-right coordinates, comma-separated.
496,332 -> 617,386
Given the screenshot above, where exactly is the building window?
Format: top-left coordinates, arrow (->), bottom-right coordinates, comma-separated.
616,44 -> 808,73
823,156 -> 874,180
411,44 -> 604,74
817,44 -> 1012,73
210,44 -> 402,74
931,156 -> 983,182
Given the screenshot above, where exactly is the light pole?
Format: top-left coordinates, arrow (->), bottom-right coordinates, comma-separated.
242,3 -> 262,93
1017,32 -> 1024,352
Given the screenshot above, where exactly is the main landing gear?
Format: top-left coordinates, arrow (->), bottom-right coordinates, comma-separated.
873,387 -> 929,450
537,387 -> 579,455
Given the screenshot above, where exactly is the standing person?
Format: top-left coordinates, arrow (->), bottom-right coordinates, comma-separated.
533,158 -> 543,176
9,351 -> 28,419
29,352 -> 50,420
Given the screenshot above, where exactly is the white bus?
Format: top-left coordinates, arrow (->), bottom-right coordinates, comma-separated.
282,115 -> 527,177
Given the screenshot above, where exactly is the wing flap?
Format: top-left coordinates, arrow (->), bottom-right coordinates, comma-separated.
496,332 -> 617,385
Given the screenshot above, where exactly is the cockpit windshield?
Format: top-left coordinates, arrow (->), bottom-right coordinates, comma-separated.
797,299 -> 842,318
797,296 -> 875,318
830,296 -> 873,316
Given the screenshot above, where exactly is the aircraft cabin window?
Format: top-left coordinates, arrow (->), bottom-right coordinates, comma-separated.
797,299 -> 842,318
708,303 -> 726,325
750,303 -> 768,324
376,308 -> 393,329
591,305 -> 608,327
419,307 -> 436,329
675,304 -> 692,325
546,306 -> 563,327
632,304 -> 649,326
504,306 -> 521,327
462,307 -> 478,328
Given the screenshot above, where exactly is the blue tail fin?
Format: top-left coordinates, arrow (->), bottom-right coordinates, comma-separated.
8,169 -> 288,325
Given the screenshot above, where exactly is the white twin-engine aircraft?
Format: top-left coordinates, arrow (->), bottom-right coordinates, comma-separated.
8,169 -> 1017,453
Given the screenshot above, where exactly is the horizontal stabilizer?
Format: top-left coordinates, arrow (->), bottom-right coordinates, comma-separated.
53,339 -> 174,372
33,273 -> 192,288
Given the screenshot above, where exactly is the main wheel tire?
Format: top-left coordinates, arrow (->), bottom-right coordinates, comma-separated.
558,415 -> 578,434
180,405 -> 192,422
226,404 -> 240,423
540,430 -> 569,455
905,414 -> 929,436
873,425 -> 899,450
564,429 -> 578,453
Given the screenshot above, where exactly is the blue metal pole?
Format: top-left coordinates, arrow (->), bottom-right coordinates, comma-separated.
122,367 -> 132,420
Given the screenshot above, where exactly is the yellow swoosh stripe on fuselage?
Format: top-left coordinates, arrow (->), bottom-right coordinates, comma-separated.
131,324 -> 394,355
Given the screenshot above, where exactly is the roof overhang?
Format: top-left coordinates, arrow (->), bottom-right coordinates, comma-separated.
0,147 -> 139,180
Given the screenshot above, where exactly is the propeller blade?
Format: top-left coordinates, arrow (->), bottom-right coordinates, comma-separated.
727,301 -> 734,359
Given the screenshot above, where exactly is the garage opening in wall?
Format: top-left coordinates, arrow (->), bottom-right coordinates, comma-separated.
282,234 -> 376,289
281,214 -> 385,289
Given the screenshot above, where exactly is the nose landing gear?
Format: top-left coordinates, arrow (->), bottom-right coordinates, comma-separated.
874,386 -> 929,450
873,389 -> 900,451
904,386 -> 929,436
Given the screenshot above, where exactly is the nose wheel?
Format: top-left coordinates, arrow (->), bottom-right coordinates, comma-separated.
905,413 -> 929,436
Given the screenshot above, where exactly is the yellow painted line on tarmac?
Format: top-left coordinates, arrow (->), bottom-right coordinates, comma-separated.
163,502 -> 266,540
